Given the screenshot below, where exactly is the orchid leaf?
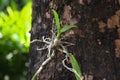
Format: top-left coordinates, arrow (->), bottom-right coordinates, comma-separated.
52,9 -> 61,38
69,53 -> 82,80
61,25 -> 76,33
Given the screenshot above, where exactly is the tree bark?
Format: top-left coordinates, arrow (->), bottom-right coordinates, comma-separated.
28,0 -> 120,80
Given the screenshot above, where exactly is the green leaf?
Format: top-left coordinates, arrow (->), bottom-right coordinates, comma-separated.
69,53 -> 82,80
60,25 -> 76,33
52,9 -> 61,38
7,7 -> 14,18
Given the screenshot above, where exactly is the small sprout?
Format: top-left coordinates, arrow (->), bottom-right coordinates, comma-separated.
52,9 -> 76,38
31,9 -> 81,80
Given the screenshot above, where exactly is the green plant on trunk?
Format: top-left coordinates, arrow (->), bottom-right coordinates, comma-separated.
31,9 -> 82,80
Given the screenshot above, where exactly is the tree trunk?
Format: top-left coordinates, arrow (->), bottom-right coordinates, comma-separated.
28,0 -> 120,80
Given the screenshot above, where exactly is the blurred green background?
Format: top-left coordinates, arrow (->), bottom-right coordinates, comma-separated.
0,0 -> 31,80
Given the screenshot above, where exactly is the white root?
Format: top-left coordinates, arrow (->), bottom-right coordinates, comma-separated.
62,56 -> 82,80
31,33 -> 78,80
32,50 -> 55,80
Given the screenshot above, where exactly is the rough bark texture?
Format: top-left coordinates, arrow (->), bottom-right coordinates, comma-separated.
28,0 -> 120,80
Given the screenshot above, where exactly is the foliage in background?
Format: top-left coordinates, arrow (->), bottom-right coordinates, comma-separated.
0,0 -> 31,11
0,1 -> 31,80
